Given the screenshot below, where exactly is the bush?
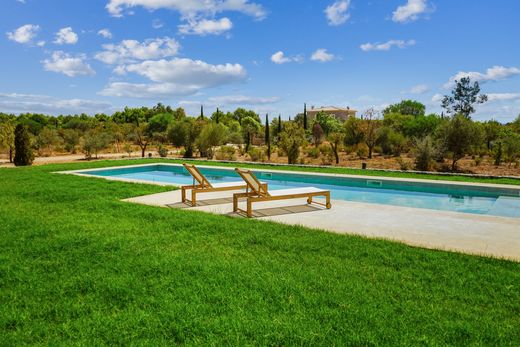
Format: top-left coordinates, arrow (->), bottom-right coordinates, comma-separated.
414,136 -> 435,171
158,145 -> 168,158
306,146 -> 320,159
319,144 -> 334,165
356,143 -> 369,159
215,145 -> 236,160
13,124 -> 34,166
247,147 -> 266,162
396,157 -> 411,171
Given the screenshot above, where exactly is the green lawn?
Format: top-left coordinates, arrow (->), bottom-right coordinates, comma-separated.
1,160 -> 519,345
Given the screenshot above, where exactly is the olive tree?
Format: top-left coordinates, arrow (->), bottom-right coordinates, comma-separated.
278,122 -> 306,164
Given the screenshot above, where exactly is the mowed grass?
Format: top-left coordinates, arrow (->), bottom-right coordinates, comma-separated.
1,160 -> 519,345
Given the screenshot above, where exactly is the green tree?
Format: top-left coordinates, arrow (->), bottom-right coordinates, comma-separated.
168,119 -> 200,158
0,120 -> 15,162
241,116 -> 260,152
303,103 -> 308,130
343,117 -> 364,146
265,114 -> 271,160
483,120 -> 502,150
326,118 -> 344,164
128,123 -> 152,158
61,129 -> 80,153
414,136 -> 435,171
442,77 -> 488,118
361,109 -> 381,159
196,123 -> 227,158
437,114 -> 482,171
233,108 -> 260,124
278,122 -> 306,164
13,124 -> 34,166
312,122 -> 324,147
315,111 -> 338,135
82,128 -> 112,159
147,113 -> 174,134
35,128 -> 61,155
383,100 -> 425,117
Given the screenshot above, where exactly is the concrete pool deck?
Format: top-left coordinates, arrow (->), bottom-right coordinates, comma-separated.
124,188 -> 520,261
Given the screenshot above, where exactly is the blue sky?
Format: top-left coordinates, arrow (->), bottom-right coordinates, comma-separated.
1,0 -> 519,122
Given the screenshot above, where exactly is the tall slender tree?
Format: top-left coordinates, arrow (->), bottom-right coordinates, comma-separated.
278,115 -> 282,134
303,103 -> 308,130
265,114 -> 271,160
216,107 -> 219,124
200,105 -> 204,119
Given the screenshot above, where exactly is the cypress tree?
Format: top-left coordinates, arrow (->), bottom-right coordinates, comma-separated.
13,124 -> 34,166
265,114 -> 270,160
278,115 -> 282,134
216,107 -> 219,124
303,103 -> 308,130
200,105 -> 204,119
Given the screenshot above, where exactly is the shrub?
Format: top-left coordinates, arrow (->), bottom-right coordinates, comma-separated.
278,122 -> 306,164
306,146 -> 320,159
356,143 -> 369,159
158,145 -> 168,158
247,147 -> 266,162
319,144 -> 334,165
414,136 -> 435,171
13,124 -> 34,166
215,145 -> 236,161
396,157 -> 411,171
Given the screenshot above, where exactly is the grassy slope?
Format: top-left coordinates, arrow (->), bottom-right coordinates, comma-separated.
132,158 -> 520,186
0,160 -> 519,345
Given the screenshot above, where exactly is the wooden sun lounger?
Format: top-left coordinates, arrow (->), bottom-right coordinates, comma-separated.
233,168 -> 331,218
181,163 -> 267,206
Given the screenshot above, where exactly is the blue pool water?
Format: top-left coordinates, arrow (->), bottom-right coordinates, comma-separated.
82,164 -> 520,218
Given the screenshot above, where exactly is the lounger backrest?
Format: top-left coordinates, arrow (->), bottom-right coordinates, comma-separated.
235,168 -> 268,196
183,163 -> 212,188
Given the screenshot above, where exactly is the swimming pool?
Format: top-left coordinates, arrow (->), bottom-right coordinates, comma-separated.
76,164 -> 520,218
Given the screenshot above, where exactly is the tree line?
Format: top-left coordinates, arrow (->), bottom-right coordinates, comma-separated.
0,78 -> 519,172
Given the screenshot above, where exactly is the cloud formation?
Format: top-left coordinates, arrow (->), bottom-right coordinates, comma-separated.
444,66 -> 520,88
325,1 -> 351,26
0,93 -> 112,115
95,37 -> 180,65
392,0 -> 432,23
311,48 -> 336,62
43,51 -> 95,77
6,24 -> 40,44
98,28 -> 113,39
101,58 -> 247,98
271,51 -> 302,64
360,39 -> 416,52
178,17 -> 233,36
106,0 -> 266,19
54,27 -> 78,45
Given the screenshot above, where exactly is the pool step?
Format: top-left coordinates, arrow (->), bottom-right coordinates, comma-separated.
366,180 -> 383,188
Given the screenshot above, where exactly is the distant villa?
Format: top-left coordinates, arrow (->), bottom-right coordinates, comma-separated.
307,106 -> 357,121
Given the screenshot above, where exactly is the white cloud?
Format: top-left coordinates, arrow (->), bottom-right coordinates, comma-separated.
311,48 -> 336,62
54,27 -> 78,45
98,28 -> 113,39
208,95 -> 280,105
178,17 -> 233,35
43,51 -> 95,77
486,93 -> 520,102
444,66 -> 520,88
95,37 -> 180,65
99,82 -> 199,98
106,0 -> 266,19
271,51 -> 302,64
392,0 -> 432,23
101,58 -> 247,98
0,93 -> 112,115
6,24 -> 40,44
17,0 -> 26,4
360,39 -> 416,52
403,84 -> 429,94
325,1 -> 351,26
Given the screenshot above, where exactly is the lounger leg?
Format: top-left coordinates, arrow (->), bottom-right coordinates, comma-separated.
233,194 -> 238,212
247,199 -> 252,218
191,190 -> 197,206
325,192 -> 331,209
307,196 -> 313,204
181,187 -> 186,203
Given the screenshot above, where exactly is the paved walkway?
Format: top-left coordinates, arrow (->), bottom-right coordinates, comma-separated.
125,188 -> 520,261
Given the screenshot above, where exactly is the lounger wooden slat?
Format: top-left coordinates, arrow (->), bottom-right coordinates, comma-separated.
233,168 -> 331,217
181,164 -> 267,206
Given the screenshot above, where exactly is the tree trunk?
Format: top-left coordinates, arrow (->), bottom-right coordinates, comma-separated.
9,146 -> 13,163
332,144 -> 339,164
141,145 -> 146,157
368,146 -> 373,159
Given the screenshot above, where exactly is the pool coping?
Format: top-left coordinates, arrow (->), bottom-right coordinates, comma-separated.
57,162 -> 520,195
